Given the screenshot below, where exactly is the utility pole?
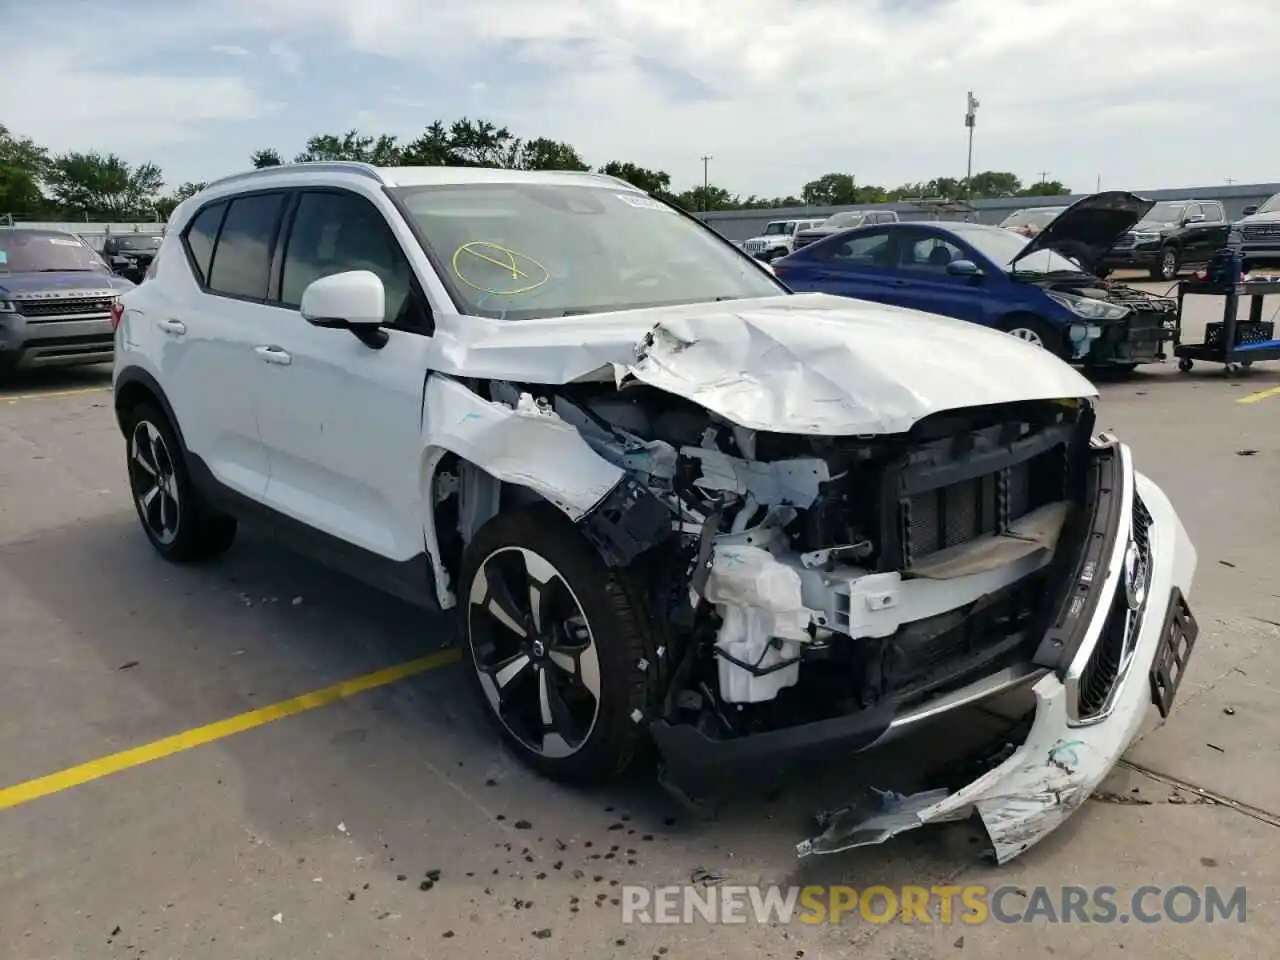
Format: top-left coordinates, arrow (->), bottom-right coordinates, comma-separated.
1096,174 -> 1101,192
964,91 -> 979,202
1225,176 -> 1236,185
700,155 -> 713,213
1038,170 -> 1049,184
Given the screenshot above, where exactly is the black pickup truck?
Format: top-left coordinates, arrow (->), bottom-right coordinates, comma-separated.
0,227 -> 134,373
102,232 -> 164,283
1096,199 -> 1230,280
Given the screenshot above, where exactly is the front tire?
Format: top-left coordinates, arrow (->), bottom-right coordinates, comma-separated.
124,402 -> 237,562
459,504 -> 661,785
1153,245 -> 1180,281
1000,315 -> 1068,359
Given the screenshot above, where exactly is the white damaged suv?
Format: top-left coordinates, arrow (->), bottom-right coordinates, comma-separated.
112,163 -> 1199,864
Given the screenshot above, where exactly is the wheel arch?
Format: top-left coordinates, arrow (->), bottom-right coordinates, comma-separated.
420,446 -> 570,610
114,366 -> 187,453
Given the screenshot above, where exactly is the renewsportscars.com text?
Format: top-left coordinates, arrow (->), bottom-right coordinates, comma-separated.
621,884 -> 1248,926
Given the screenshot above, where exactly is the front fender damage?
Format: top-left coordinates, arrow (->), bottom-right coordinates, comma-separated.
424,374 -> 625,520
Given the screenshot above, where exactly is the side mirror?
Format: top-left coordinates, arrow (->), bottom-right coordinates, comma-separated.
300,270 -> 388,348
1242,205 -> 1258,217
1183,214 -> 1206,224
946,259 -> 984,278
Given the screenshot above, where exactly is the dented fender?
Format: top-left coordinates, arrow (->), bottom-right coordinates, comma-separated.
423,374 -> 624,520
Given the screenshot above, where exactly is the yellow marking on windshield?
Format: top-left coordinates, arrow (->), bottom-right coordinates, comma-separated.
451,241 -> 550,297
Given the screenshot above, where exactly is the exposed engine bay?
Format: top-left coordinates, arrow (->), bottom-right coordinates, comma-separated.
431,365 -> 1101,794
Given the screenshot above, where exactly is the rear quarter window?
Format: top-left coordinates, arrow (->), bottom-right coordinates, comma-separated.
182,202 -> 227,285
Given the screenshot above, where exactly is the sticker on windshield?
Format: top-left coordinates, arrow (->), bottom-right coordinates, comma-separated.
48,238 -> 83,246
615,193 -> 672,212
0,251 -> 7,264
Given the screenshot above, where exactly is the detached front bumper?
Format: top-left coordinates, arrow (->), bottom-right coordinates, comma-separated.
797,443 -> 1198,863
1085,315 -> 1172,365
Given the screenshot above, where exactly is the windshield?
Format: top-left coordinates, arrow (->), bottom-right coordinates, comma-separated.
1145,202 -> 1186,224
0,230 -> 111,274
961,225 -> 1087,275
763,222 -> 792,235
390,183 -> 784,320
1001,208 -> 1064,229
115,235 -> 162,251
1256,192 -> 1280,215
823,212 -> 865,228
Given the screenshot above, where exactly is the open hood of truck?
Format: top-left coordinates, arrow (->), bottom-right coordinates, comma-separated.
429,293 -> 1097,436
1010,191 -> 1155,274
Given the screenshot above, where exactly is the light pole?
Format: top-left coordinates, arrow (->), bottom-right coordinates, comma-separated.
700,155 -> 713,213
964,91 -> 979,202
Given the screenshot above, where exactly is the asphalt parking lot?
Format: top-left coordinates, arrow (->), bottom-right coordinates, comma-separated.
3,281 -> 1279,960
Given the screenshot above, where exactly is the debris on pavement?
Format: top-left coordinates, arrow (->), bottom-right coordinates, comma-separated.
691,867 -> 727,887
116,661 -> 139,671
1224,707 -> 1236,716
271,913 -> 283,924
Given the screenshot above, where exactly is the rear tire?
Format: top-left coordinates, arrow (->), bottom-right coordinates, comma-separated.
458,503 -> 661,786
124,402 -> 237,562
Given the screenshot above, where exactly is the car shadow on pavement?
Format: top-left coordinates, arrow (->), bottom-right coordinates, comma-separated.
3,513 -> 1082,886
0,363 -> 112,394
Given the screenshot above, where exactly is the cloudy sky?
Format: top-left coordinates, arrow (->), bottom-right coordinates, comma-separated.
4,0 -> 1278,198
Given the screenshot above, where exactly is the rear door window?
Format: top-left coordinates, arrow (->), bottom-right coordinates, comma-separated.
207,193 -> 286,300
813,229 -> 893,268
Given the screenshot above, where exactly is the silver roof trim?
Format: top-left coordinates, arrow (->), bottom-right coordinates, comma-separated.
204,161 -> 388,192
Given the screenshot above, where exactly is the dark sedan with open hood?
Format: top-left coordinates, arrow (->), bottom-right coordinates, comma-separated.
774,191 -> 1176,372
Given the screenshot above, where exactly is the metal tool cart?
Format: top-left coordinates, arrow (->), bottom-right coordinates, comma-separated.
1173,278 -> 1280,374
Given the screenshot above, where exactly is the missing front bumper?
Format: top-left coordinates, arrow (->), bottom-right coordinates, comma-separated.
795,466 -> 1198,864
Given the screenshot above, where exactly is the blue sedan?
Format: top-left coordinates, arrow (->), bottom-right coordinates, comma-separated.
770,213 -> 1175,369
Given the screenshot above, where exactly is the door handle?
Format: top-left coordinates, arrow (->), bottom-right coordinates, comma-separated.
254,345 -> 292,366
158,318 -> 186,336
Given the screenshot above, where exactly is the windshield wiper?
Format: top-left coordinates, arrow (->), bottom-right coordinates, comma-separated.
33,267 -> 97,273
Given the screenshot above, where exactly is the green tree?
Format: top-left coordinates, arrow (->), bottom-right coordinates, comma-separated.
44,151 -> 164,220
671,184 -> 740,213
399,122 -> 455,166
596,161 -> 673,198
155,181 -> 207,220
967,170 -> 1022,197
1018,180 -> 1071,197
802,172 -> 858,206
251,148 -> 283,168
295,130 -> 402,165
444,118 -> 521,167
514,137 -> 590,172
0,122 -> 50,218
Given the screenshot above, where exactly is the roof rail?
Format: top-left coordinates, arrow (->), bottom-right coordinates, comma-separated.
203,161 -> 388,192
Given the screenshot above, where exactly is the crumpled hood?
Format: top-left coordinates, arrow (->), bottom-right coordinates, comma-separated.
429,293 -> 1097,436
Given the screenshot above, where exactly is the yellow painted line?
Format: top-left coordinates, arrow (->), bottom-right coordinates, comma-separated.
0,648 -> 461,811
2,386 -> 110,403
1238,384 -> 1280,404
